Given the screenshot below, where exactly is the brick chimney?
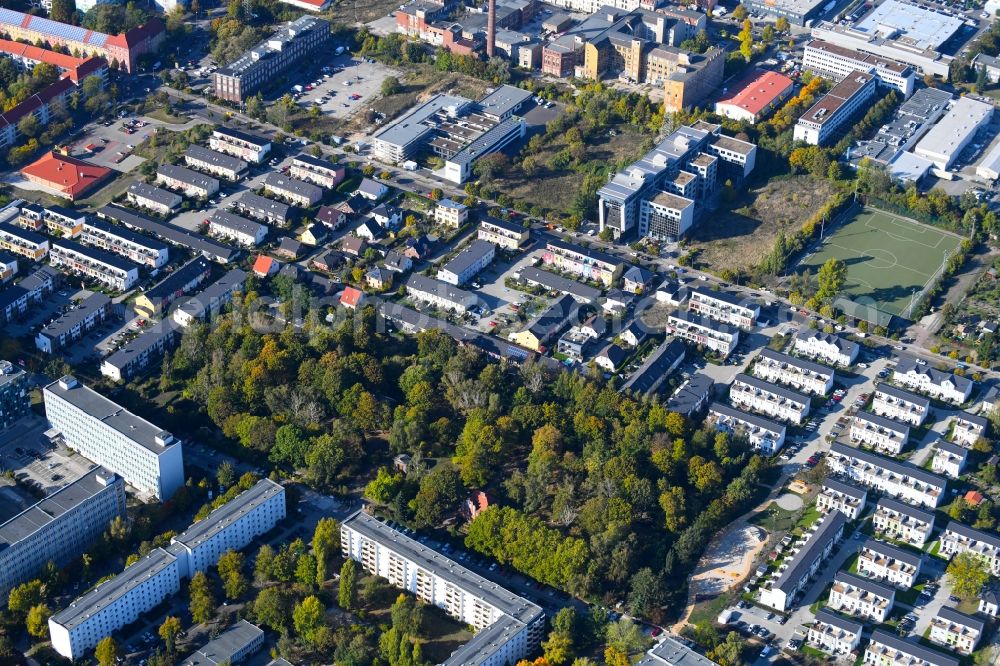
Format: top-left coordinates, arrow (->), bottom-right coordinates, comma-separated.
486,0 -> 496,58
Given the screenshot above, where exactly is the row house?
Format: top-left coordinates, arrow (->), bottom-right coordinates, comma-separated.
234,193 -> 291,227
828,571 -> 895,623
929,606 -> 984,656
81,218 -> 169,269
434,199 -> 469,227
708,402 -> 786,455
95,205 -> 239,265
0,221 -> 49,260
155,164 -> 219,199
133,256 -> 212,318
262,173 -> 323,207
939,521 -> 1000,577
35,292 -> 111,354
729,373 -> 811,425
667,310 -> 739,357
793,329 -> 860,367
827,442 -> 946,508
807,608 -> 862,656
817,477 -> 868,520
0,266 -> 58,323
931,439 -> 967,479
873,497 -> 935,548
208,211 -> 267,247
857,539 -> 922,589
950,412 -> 988,448
100,320 -> 180,382
850,411 -> 910,456
872,384 -> 930,426
126,182 -> 182,216
758,510 -> 847,612
289,154 -> 344,189
688,287 -> 760,329
184,145 -> 248,181
209,127 -> 272,164
518,266 -> 600,304
49,239 -> 138,291
478,216 -> 530,250
865,630 -> 959,666
753,349 -> 835,396
172,269 -> 247,328
893,357 -> 973,405
541,238 -> 624,287
405,273 -> 479,314
18,203 -> 85,238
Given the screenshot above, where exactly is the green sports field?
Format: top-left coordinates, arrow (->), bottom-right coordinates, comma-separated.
797,207 -> 963,319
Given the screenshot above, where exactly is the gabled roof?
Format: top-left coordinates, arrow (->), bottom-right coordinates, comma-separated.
340,286 -> 363,306
252,255 -> 277,276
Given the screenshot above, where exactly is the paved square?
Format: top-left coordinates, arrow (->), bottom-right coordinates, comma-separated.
798,207 -> 963,318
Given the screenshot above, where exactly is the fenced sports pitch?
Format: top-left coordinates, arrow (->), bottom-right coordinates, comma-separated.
797,207 -> 963,319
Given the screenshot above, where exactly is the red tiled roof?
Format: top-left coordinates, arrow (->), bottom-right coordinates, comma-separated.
252,255 -> 276,276
340,286 -> 363,307
105,17 -> 165,49
716,69 -> 794,117
965,490 -> 985,506
20,151 -> 111,199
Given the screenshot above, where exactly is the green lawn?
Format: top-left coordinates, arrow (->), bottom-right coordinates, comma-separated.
748,502 -> 799,533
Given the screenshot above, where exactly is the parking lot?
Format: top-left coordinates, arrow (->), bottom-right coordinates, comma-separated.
291,55 -> 401,121
0,414 -> 94,496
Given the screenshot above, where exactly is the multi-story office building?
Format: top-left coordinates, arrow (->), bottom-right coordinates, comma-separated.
180,620 -> 265,666
828,442 -> 946,508
0,221 -> 49,260
0,360 -> 30,428
828,571 -> 895,623
49,479 -> 284,661
405,274 -> 479,314
794,71 -> 880,146
18,203 -> 86,238
434,199 -> 469,228
759,511 -> 847,612
929,607 -> 984,656
873,497 -> 935,548
184,145 -> 248,181
213,17 -> 330,103
637,191 -> 695,241
208,211 -> 268,247
872,385 -> 930,426
708,402 -> 786,454
688,287 -> 760,329
729,374 -> 810,425
893,357 -> 972,405
939,521 -> 1000,576
851,411 -> 910,456
289,154 -> 344,189
865,630 -> 960,666
437,239 -> 495,286
817,477 -> 867,520
931,439 -> 967,479
49,239 -> 139,291
101,320 -> 181,383
133,256 -> 212,318
81,217 -> 169,269
96,205 -> 239,265
35,292 -> 111,354
341,510 -> 544,666
794,329 -> 859,367
541,239 -> 623,286
156,164 -> 219,199
518,266 -> 600,304
0,468 -> 125,601
858,539 -> 922,589
667,311 -> 739,357
43,376 -> 184,500
753,349 -> 834,396
808,608 -> 862,656
950,412 -> 988,448
234,193 -> 291,227
803,40 -> 915,96
263,173 -> 322,207
126,182 -> 182,216
478,216 -> 530,250
209,127 -> 272,164
172,269 -> 247,327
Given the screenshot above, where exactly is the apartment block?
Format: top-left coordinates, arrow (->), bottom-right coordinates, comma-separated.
793,71 -> 880,146
184,145 -> 248,181
0,266 -> 58,324
43,376 -> 184,500
49,239 -> 139,291
0,360 -> 30,428
509,295 -> 579,353
541,238 -> 623,286
172,269 -> 247,328
807,608 -> 862,656
708,402 -> 786,455
478,216 -> 530,250
865,630 -> 959,666
803,40 -> 915,97
939,521 -> 1000,576
35,292 -> 111,354
289,154 -> 344,189
234,192 -> 291,227
134,257 -> 212,318
794,329 -> 860,367
405,273 -> 479,314
667,310 -> 739,357
156,163 -> 219,199
851,411 -> 910,456
620,338 -> 686,395
931,439 -> 967,479
729,373 -> 811,425
893,357 -> 972,405
81,217 -> 169,269
181,620 -> 265,666
857,539 -> 922,589
950,412 -> 988,448
827,442 -> 946,508
127,182 -> 182,216
437,239 -> 495,286
753,349 -> 834,396
209,127 -> 272,164
817,478 -> 868,520
929,607 -> 984,656
688,287 -> 760,329
263,173 -> 322,207
0,467 -> 125,601
0,221 -> 49,260
758,510 -> 847,612
872,385 -> 930,426
434,199 -> 469,227
873,497 -> 935,548
517,266 -> 600,304
208,211 -> 268,247
829,571 -> 895,622
341,511 -> 544,666
101,320 -> 180,383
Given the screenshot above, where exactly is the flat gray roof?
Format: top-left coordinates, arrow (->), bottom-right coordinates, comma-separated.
373,93 -> 471,148
478,84 -> 532,118
636,636 -> 720,666
172,478 -> 282,550
854,0 -> 963,51
914,96 -> 993,162
180,620 -> 264,666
